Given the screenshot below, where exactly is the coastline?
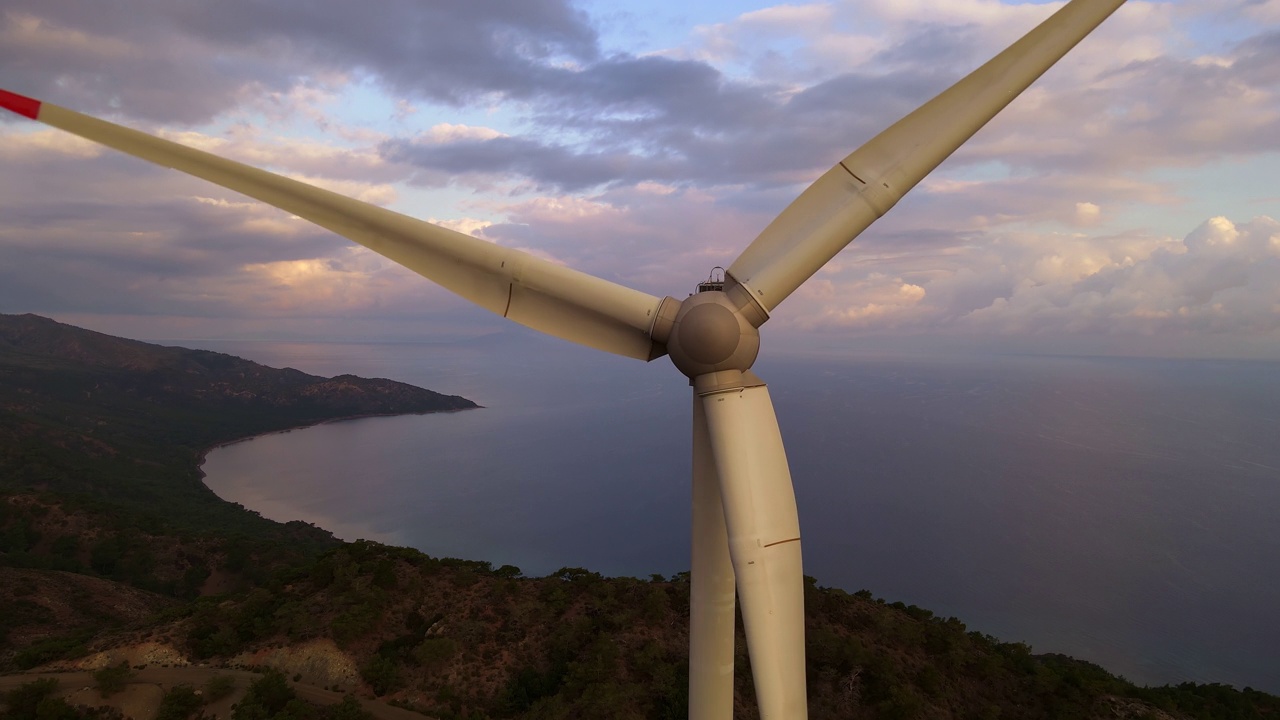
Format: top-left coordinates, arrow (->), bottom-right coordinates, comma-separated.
200,405 -> 482,456
194,405 -> 482,504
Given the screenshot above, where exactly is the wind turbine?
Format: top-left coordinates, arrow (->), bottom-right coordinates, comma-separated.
1,0 -> 1126,716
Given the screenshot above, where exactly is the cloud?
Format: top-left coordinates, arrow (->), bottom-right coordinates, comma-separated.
1,0 -> 600,123
1,0 -> 1277,359
1075,202 -> 1103,227
1241,0 -> 1280,25
800,274 -> 929,328
0,137 -> 357,317
0,127 -> 103,159
8,0 -> 1275,199
382,134 -> 666,192
366,1 -> 1279,222
794,216 -> 1280,346
421,124 -> 506,143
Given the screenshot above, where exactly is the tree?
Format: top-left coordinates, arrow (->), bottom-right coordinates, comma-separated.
34,697 -> 80,720
325,695 -> 372,720
360,656 -> 401,696
495,564 -> 523,579
233,670 -> 296,720
93,662 -> 134,697
154,685 -> 204,720
4,678 -> 60,720
204,675 -> 236,702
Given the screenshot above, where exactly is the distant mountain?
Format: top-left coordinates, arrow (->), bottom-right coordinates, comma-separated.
0,312 -> 477,520
0,313 -> 478,418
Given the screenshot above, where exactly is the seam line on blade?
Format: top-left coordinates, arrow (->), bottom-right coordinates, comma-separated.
763,537 -> 801,548
838,161 -> 865,184
502,283 -> 513,317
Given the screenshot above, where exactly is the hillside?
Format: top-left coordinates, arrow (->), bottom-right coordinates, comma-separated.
9,542 -> 1280,720
0,312 -> 477,450
0,314 -> 478,668
1,316 -> 1277,720
0,313 -> 476,531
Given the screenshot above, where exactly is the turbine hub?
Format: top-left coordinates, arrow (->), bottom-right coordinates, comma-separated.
666,291 -> 760,378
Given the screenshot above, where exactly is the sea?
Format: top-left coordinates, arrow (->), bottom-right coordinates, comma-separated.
189,332 -> 1280,694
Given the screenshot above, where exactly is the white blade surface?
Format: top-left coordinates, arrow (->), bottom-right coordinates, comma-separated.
690,398 -> 737,720
700,382 -> 806,720
0,91 -> 665,360
728,0 -> 1127,315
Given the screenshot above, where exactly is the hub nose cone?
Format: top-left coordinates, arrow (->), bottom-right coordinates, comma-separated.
680,302 -> 740,365
666,291 -> 760,378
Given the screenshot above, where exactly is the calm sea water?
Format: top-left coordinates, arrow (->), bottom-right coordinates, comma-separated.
192,334 -> 1280,693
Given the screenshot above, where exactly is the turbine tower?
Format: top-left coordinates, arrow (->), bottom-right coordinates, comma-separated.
0,0 -> 1126,716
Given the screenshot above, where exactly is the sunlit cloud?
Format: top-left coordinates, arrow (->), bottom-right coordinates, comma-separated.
1074,202 -> 1102,227
421,124 -> 506,143
2,10 -> 135,61
427,217 -> 494,237
0,127 -> 103,158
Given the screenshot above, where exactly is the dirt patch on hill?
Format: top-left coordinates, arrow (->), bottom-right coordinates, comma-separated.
71,641 -> 192,671
230,638 -> 361,691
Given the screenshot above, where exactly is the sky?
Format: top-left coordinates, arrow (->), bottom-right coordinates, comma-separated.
1,0 -> 1278,360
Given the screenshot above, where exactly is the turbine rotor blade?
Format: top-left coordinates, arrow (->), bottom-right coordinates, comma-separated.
727,0 -> 1127,317
698,374 -> 806,720
690,397 -> 737,720
0,90 -> 666,360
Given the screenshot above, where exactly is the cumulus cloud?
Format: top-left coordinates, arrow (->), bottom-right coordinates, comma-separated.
238,248 -> 406,313
1039,215 -> 1280,336
1074,202 -> 1103,227
0,127 -> 103,159
793,216 -> 1280,349
0,135 -> 361,317
800,274 -> 929,328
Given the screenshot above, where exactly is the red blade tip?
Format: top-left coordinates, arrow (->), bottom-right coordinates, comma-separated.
0,89 -> 42,120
